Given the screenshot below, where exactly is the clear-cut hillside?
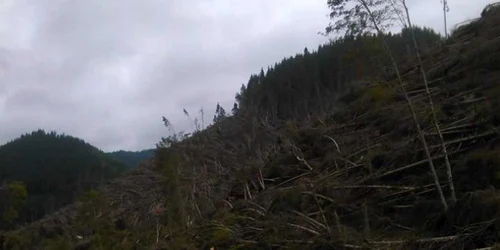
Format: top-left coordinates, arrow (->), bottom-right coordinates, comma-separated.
3,3 -> 500,250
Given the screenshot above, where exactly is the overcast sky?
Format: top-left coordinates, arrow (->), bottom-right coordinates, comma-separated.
0,0 -> 496,152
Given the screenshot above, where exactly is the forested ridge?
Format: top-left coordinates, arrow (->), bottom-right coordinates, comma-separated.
3,2 -> 500,250
0,130 -> 127,230
107,149 -> 155,168
234,27 -> 442,120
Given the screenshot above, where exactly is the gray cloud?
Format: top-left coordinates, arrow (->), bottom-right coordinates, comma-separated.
0,0 -> 495,151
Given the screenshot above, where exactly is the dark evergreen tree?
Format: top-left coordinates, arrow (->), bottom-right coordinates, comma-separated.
213,103 -> 227,123
231,103 -> 239,115
304,47 -> 310,55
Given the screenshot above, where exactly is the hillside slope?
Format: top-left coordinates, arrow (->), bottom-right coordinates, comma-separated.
3,3 -> 500,250
107,149 -> 156,168
0,130 -> 127,229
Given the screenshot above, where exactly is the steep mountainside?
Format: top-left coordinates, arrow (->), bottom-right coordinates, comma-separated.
0,130 -> 127,229
107,149 -> 156,168
233,26 -> 442,120
3,3 -> 500,250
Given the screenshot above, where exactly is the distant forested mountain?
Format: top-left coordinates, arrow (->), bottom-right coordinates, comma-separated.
0,130 -> 127,229
107,149 -> 155,168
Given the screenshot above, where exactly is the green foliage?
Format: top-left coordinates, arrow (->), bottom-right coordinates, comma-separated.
361,84 -> 396,110
365,84 -> 395,103
210,227 -> 232,243
4,182 -> 28,205
352,84 -> 396,114
1,181 -> 27,226
79,189 -> 102,204
1,207 -> 18,224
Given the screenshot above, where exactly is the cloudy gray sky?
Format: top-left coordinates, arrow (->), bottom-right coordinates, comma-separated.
0,0 -> 496,152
